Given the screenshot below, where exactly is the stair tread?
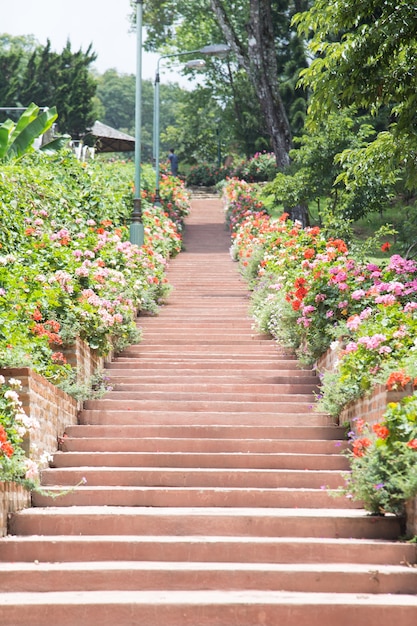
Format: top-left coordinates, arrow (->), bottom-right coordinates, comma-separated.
2,589 -> 417,605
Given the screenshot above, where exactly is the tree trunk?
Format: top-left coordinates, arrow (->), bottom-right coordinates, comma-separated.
210,0 -> 292,168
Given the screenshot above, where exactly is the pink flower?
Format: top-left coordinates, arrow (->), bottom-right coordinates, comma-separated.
351,289 -> 366,300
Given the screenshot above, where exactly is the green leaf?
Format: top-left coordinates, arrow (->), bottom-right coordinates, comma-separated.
7,106 -> 58,160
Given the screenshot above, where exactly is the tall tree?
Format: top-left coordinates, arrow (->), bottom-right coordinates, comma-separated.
19,40 -> 97,138
131,0 -> 310,168
294,0 -> 417,188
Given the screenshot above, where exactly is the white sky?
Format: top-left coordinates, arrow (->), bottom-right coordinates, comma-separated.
0,0 -> 162,79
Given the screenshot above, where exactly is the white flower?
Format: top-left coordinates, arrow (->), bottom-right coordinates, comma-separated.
8,378 -> 22,389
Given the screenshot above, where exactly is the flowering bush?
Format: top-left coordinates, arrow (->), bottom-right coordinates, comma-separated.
0,376 -> 45,487
186,153 -> 278,187
0,152 -> 189,384
223,176 -> 417,516
341,394 -> 417,515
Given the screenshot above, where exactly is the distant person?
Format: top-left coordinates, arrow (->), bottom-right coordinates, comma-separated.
168,148 -> 179,176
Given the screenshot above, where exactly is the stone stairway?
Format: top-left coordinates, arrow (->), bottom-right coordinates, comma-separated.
1,198 -> 417,625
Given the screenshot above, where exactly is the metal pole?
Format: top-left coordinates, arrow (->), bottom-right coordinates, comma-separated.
154,62 -> 161,204
152,45 -> 230,201
130,0 -> 144,246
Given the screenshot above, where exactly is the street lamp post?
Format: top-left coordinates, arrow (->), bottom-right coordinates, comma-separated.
130,0 -> 144,246
154,44 -> 230,202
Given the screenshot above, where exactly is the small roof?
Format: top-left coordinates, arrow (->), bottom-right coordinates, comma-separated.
88,120 -> 135,152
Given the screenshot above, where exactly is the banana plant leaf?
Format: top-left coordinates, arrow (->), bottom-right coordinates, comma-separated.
7,106 -> 58,160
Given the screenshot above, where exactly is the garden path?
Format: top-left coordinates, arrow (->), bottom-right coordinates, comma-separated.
0,196 -> 417,624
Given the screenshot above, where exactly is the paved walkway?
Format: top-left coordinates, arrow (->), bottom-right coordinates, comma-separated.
0,197 -> 416,625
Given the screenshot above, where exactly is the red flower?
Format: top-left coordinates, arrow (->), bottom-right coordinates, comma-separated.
407,439 -> 417,450
386,371 -> 411,391
352,437 -> 372,457
381,242 -> 391,252
372,423 -> 390,440
303,248 -> 315,259
279,212 -> 289,222
0,425 -> 7,443
327,238 -> 348,253
32,309 -> 43,322
1,441 -> 14,457
51,352 -> 67,364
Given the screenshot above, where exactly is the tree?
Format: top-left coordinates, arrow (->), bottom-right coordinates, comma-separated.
131,0 -> 310,168
294,0 -> 417,188
18,40 -> 97,138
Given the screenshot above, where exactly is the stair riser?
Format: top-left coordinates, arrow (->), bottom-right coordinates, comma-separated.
10,513 -> 401,539
59,439 -> 347,454
83,400 -> 318,413
2,599 -> 417,626
106,375 -> 319,384
63,425 -> 346,440
2,538 -> 414,565
109,384 -> 319,394
40,468 -> 346,489
2,568 -> 416,594
79,411 -> 335,426
100,392 -> 317,402
50,452 -> 350,471
32,489 -> 360,509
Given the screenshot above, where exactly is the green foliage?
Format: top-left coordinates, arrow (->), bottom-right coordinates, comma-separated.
294,0 -> 417,190
132,1 -> 310,165
341,394 -> 417,516
0,36 -> 97,138
262,111 -> 396,227
0,376 -> 43,487
0,104 -> 70,162
0,153 -> 188,384
186,153 -> 277,186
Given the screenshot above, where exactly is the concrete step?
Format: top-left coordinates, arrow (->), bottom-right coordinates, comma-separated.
98,391 -> 317,403
109,382 -> 319,394
49,451 -> 349,471
63,424 -> 345,440
105,367 -> 315,379
2,535 -> 414,565
78,409 -> 334,427
58,437 -> 347,454
2,590 -> 417,626
1,561 -> 416,594
39,467 -> 347,489
82,399 -> 318,413
31,486 -> 361,508
9,507 -> 402,540
106,360 -> 303,370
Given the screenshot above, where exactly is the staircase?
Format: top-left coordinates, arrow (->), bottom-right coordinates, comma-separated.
1,198 -> 416,625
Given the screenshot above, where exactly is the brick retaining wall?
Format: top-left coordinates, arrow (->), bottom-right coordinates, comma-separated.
0,337 -> 114,536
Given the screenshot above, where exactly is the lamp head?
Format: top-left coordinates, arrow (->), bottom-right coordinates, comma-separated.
184,59 -> 206,69
198,44 -> 231,58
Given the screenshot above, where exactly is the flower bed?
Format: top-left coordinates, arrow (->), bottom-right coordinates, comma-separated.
222,177 -> 417,533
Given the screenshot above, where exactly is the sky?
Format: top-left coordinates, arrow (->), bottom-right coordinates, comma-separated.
0,0 -> 165,80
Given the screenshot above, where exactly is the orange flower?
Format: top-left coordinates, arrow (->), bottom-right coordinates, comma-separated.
32,309 -> 43,322
372,423 -> 390,440
303,248 -> 315,259
386,371 -> 411,391
381,242 -> 391,252
352,437 -> 372,457
0,438 -> 14,457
